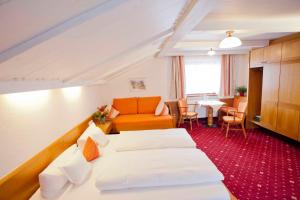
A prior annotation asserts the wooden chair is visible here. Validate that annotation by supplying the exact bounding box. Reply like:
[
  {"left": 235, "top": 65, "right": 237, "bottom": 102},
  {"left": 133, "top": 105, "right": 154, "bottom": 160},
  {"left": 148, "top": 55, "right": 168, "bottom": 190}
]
[
  {"left": 177, "top": 98, "right": 199, "bottom": 130},
  {"left": 221, "top": 101, "right": 247, "bottom": 138},
  {"left": 219, "top": 96, "right": 247, "bottom": 121}
]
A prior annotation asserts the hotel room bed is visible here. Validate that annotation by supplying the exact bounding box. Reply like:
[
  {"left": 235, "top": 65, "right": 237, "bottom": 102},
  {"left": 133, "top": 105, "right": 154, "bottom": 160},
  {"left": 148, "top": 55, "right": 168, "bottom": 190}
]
[{"left": 31, "top": 128, "right": 233, "bottom": 200}]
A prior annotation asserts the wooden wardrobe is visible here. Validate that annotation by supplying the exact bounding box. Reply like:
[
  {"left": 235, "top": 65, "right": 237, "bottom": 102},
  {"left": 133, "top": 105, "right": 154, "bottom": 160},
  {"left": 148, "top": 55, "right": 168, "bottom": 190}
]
[{"left": 248, "top": 33, "right": 300, "bottom": 141}]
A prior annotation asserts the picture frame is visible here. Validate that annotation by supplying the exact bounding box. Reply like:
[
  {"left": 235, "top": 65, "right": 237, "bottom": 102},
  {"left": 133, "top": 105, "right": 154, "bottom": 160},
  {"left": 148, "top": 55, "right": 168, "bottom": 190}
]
[{"left": 129, "top": 78, "right": 146, "bottom": 91}]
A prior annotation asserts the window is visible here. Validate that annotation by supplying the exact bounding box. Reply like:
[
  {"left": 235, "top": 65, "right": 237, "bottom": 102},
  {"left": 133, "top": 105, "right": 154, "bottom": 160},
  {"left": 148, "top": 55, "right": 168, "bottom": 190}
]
[{"left": 185, "top": 56, "right": 221, "bottom": 95}]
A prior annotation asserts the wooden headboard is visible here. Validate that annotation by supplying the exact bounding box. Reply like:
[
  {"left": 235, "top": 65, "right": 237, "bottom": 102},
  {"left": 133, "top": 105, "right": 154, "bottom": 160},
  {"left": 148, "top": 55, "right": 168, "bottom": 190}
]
[{"left": 0, "top": 116, "right": 92, "bottom": 200}]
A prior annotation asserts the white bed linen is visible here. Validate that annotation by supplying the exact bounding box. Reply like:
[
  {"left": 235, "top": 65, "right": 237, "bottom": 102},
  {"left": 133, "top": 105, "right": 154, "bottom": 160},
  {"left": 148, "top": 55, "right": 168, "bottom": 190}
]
[
  {"left": 31, "top": 145, "right": 229, "bottom": 200},
  {"left": 31, "top": 136, "right": 230, "bottom": 200},
  {"left": 109, "top": 128, "right": 196, "bottom": 151},
  {"left": 32, "top": 179, "right": 230, "bottom": 200},
  {"left": 95, "top": 148, "right": 224, "bottom": 191}
]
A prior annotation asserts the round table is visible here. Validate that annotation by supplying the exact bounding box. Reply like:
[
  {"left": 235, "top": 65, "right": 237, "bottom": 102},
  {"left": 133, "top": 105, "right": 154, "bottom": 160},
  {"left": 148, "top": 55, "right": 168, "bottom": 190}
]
[{"left": 197, "top": 100, "right": 225, "bottom": 127}]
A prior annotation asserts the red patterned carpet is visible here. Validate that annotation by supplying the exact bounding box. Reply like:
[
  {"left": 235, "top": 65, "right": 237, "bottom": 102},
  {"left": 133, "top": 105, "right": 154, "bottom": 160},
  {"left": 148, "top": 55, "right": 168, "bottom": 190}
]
[{"left": 181, "top": 120, "right": 300, "bottom": 200}]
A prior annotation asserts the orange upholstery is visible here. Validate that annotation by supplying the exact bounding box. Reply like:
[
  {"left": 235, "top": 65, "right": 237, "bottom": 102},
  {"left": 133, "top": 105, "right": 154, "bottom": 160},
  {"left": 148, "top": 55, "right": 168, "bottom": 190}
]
[
  {"left": 111, "top": 96, "right": 174, "bottom": 132},
  {"left": 112, "top": 114, "right": 173, "bottom": 132},
  {"left": 223, "top": 116, "right": 242, "bottom": 123},
  {"left": 220, "top": 107, "right": 237, "bottom": 113},
  {"left": 83, "top": 137, "right": 99, "bottom": 161},
  {"left": 138, "top": 96, "right": 161, "bottom": 114},
  {"left": 113, "top": 97, "right": 138, "bottom": 115},
  {"left": 183, "top": 111, "right": 198, "bottom": 117}
]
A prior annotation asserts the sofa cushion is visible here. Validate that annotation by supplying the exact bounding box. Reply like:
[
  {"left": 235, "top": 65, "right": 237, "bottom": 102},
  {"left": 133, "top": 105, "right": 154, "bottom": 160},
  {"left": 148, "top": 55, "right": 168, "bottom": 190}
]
[
  {"left": 112, "top": 114, "right": 173, "bottom": 132},
  {"left": 138, "top": 96, "right": 161, "bottom": 114},
  {"left": 113, "top": 97, "right": 138, "bottom": 115}
]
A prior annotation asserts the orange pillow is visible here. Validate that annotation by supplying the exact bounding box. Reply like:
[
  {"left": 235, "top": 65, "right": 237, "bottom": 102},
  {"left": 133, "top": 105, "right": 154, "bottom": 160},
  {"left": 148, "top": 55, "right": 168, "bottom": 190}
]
[{"left": 83, "top": 137, "right": 100, "bottom": 161}]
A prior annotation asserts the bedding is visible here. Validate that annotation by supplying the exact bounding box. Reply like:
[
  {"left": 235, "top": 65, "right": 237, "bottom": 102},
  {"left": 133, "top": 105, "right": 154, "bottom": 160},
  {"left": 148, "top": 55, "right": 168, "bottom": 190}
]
[
  {"left": 82, "top": 137, "right": 100, "bottom": 161},
  {"left": 32, "top": 142, "right": 230, "bottom": 200},
  {"left": 109, "top": 128, "right": 196, "bottom": 151},
  {"left": 32, "top": 129, "right": 231, "bottom": 200},
  {"left": 95, "top": 148, "right": 224, "bottom": 191},
  {"left": 59, "top": 150, "right": 92, "bottom": 185},
  {"left": 38, "top": 144, "right": 77, "bottom": 199},
  {"left": 32, "top": 180, "right": 230, "bottom": 200},
  {"left": 77, "top": 122, "right": 109, "bottom": 149}
]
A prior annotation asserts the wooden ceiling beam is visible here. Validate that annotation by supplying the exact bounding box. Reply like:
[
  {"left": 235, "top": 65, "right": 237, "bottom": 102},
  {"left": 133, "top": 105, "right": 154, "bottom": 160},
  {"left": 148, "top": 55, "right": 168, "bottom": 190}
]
[{"left": 158, "top": 0, "right": 215, "bottom": 56}]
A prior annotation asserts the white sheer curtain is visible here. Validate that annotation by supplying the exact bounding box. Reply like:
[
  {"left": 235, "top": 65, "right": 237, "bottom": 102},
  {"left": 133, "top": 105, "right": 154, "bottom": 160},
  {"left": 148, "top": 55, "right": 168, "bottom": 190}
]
[{"left": 184, "top": 56, "right": 221, "bottom": 95}]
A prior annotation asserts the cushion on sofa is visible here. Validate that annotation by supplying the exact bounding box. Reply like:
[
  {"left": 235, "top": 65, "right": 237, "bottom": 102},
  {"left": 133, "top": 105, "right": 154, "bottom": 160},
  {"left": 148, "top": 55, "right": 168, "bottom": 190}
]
[
  {"left": 138, "top": 96, "right": 161, "bottom": 114},
  {"left": 113, "top": 97, "right": 138, "bottom": 115},
  {"left": 112, "top": 114, "right": 173, "bottom": 132}
]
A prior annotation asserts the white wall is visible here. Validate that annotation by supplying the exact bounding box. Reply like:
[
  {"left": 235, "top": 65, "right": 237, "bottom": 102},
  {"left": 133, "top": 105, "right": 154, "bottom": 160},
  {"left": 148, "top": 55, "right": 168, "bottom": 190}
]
[
  {"left": 232, "top": 54, "right": 249, "bottom": 90},
  {"left": 0, "top": 84, "right": 104, "bottom": 177},
  {"left": 99, "top": 57, "right": 172, "bottom": 104}
]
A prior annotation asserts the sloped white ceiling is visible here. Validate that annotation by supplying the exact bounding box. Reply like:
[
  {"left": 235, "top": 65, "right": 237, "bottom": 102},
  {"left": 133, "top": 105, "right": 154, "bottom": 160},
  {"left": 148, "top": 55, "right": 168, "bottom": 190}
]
[
  {"left": 0, "top": 0, "right": 108, "bottom": 53},
  {"left": 0, "top": 0, "right": 300, "bottom": 93},
  {"left": 167, "top": 0, "right": 300, "bottom": 56},
  {"left": 0, "top": 0, "right": 186, "bottom": 93}
]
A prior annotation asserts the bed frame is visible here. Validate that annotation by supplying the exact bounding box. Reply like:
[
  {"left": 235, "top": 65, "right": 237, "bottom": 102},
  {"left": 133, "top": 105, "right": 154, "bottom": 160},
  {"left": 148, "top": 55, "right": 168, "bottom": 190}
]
[{"left": 0, "top": 115, "right": 237, "bottom": 200}]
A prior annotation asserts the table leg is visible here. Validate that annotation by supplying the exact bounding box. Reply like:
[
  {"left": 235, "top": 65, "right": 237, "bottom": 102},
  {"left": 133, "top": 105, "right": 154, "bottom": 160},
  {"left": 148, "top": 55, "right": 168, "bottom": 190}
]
[{"left": 207, "top": 106, "right": 213, "bottom": 127}]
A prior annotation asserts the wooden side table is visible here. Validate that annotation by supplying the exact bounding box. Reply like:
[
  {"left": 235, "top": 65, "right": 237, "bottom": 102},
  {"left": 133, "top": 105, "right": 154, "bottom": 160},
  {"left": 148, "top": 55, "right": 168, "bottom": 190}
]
[{"left": 96, "top": 121, "right": 113, "bottom": 134}]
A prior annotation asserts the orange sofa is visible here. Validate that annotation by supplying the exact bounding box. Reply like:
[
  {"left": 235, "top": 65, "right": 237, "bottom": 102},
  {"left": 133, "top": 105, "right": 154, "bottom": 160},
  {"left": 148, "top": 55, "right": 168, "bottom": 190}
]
[{"left": 111, "top": 96, "right": 174, "bottom": 132}]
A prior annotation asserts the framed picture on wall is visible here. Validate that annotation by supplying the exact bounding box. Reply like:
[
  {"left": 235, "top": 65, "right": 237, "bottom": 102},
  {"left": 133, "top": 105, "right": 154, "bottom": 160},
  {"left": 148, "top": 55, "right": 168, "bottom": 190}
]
[{"left": 129, "top": 78, "right": 146, "bottom": 91}]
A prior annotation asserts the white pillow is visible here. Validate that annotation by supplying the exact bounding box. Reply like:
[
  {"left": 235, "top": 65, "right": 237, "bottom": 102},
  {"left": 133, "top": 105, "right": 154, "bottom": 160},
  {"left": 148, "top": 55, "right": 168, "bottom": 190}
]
[
  {"left": 155, "top": 100, "right": 165, "bottom": 116},
  {"left": 161, "top": 105, "right": 170, "bottom": 116},
  {"left": 39, "top": 144, "right": 77, "bottom": 199},
  {"left": 77, "top": 123, "right": 109, "bottom": 149},
  {"left": 107, "top": 105, "right": 120, "bottom": 119},
  {"left": 59, "top": 150, "right": 91, "bottom": 185}
]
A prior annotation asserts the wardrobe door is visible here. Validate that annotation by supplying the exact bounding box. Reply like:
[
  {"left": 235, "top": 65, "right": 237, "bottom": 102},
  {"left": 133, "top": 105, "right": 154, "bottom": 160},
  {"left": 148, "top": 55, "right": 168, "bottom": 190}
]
[
  {"left": 264, "top": 43, "right": 282, "bottom": 63},
  {"left": 250, "top": 48, "right": 264, "bottom": 68},
  {"left": 277, "top": 62, "right": 300, "bottom": 140},
  {"left": 282, "top": 38, "right": 300, "bottom": 61},
  {"left": 260, "top": 63, "right": 280, "bottom": 129}
]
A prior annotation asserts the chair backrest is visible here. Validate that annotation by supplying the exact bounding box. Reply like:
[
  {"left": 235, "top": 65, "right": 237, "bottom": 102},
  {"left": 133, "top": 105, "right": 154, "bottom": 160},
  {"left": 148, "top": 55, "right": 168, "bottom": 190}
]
[
  {"left": 178, "top": 98, "right": 188, "bottom": 115},
  {"left": 235, "top": 101, "right": 248, "bottom": 120},
  {"left": 165, "top": 101, "right": 180, "bottom": 123},
  {"left": 233, "top": 96, "right": 247, "bottom": 109}
]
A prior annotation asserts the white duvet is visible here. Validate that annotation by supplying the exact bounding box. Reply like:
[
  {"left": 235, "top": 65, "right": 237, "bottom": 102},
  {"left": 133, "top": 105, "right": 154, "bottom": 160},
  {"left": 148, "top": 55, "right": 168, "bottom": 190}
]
[
  {"left": 109, "top": 128, "right": 196, "bottom": 151},
  {"left": 95, "top": 148, "right": 224, "bottom": 191}
]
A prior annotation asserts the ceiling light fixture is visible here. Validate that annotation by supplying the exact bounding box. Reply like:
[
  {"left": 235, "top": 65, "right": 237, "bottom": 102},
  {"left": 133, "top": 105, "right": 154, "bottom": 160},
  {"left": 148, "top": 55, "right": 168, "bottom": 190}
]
[
  {"left": 207, "top": 48, "right": 216, "bottom": 56},
  {"left": 219, "top": 31, "right": 242, "bottom": 48}
]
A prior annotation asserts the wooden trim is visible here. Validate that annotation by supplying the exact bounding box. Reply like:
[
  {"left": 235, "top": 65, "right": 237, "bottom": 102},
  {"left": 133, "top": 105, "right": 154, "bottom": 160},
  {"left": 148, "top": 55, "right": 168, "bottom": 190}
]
[
  {"left": 270, "top": 32, "right": 300, "bottom": 45},
  {"left": 281, "top": 58, "right": 300, "bottom": 64},
  {"left": 278, "top": 102, "right": 300, "bottom": 111},
  {"left": 252, "top": 120, "right": 300, "bottom": 142},
  {"left": 0, "top": 116, "right": 92, "bottom": 200}
]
